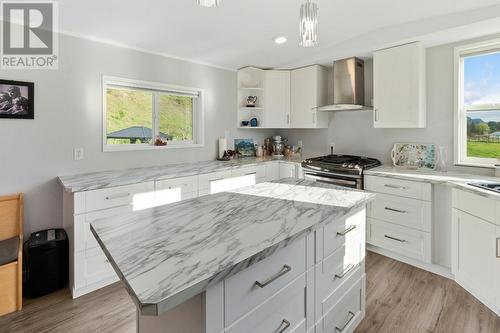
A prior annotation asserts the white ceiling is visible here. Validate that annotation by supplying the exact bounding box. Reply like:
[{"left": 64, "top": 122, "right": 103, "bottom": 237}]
[{"left": 59, "top": 0, "right": 500, "bottom": 70}]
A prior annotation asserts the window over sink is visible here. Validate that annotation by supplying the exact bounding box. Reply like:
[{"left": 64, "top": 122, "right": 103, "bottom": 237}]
[
  {"left": 455, "top": 40, "right": 500, "bottom": 167},
  {"left": 102, "top": 76, "right": 204, "bottom": 151}
]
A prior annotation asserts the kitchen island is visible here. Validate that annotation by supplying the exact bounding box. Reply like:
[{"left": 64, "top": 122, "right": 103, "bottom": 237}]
[{"left": 91, "top": 179, "right": 375, "bottom": 333}]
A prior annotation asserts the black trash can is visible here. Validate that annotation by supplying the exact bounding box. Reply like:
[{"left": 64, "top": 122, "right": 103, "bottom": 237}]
[{"left": 24, "top": 229, "right": 68, "bottom": 298}]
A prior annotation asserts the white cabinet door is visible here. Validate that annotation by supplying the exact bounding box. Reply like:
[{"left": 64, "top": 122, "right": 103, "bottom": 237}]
[
  {"left": 265, "top": 162, "right": 280, "bottom": 182},
  {"left": 279, "top": 163, "right": 297, "bottom": 179},
  {"left": 455, "top": 210, "right": 497, "bottom": 310},
  {"left": 264, "top": 70, "right": 290, "bottom": 128},
  {"left": 496, "top": 226, "right": 500, "bottom": 314},
  {"left": 373, "top": 42, "right": 426, "bottom": 128},
  {"left": 290, "top": 65, "right": 328, "bottom": 128}
]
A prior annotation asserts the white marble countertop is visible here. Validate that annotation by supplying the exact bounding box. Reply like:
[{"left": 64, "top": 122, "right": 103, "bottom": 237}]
[
  {"left": 90, "top": 178, "right": 375, "bottom": 316},
  {"left": 59, "top": 157, "right": 303, "bottom": 193},
  {"left": 365, "top": 165, "right": 500, "bottom": 201}
]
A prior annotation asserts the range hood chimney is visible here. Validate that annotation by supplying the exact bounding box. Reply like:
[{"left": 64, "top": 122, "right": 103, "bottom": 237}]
[{"left": 316, "top": 57, "right": 370, "bottom": 111}]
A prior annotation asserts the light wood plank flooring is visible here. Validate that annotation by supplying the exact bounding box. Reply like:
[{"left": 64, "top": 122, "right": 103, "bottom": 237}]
[{"left": 1, "top": 251, "right": 498, "bottom": 332}]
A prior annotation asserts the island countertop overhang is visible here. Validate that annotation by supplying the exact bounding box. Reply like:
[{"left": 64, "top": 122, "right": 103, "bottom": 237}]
[{"left": 90, "top": 179, "right": 375, "bottom": 316}]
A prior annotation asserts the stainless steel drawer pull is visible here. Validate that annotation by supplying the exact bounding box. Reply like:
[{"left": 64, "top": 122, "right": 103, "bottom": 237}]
[
  {"left": 254, "top": 265, "right": 292, "bottom": 288},
  {"left": 384, "top": 207, "right": 407, "bottom": 214},
  {"left": 384, "top": 235, "right": 406, "bottom": 243},
  {"left": 334, "top": 264, "right": 355, "bottom": 280},
  {"left": 496, "top": 238, "right": 500, "bottom": 259},
  {"left": 384, "top": 184, "right": 407, "bottom": 190},
  {"left": 335, "top": 311, "right": 355, "bottom": 332},
  {"left": 244, "top": 172, "right": 256, "bottom": 176},
  {"left": 105, "top": 193, "right": 130, "bottom": 200},
  {"left": 277, "top": 319, "right": 291, "bottom": 333},
  {"left": 337, "top": 225, "right": 356, "bottom": 236}
]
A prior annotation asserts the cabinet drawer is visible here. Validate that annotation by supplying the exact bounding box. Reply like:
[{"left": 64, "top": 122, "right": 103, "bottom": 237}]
[
  {"left": 453, "top": 189, "right": 496, "bottom": 224},
  {"left": 368, "top": 193, "right": 431, "bottom": 232},
  {"left": 224, "top": 238, "right": 306, "bottom": 326},
  {"left": 198, "top": 171, "right": 232, "bottom": 194},
  {"left": 365, "top": 175, "right": 431, "bottom": 201},
  {"left": 322, "top": 278, "right": 363, "bottom": 333},
  {"left": 316, "top": 244, "right": 362, "bottom": 310},
  {"left": 231, "top": 165, "right": 266, "bottom": 180},
  {"left": 226, "top": 275, "right": 306, "bottom": 333},
  {"left": 83, "top": 182, "right": 155, "bottom": 213},
  {"left": 368, "top": 218, "right": 431, "bottom": 263},
  {"left": 320, "top": 209, "right": 365, "bottom": 261},
  {"left": 156, "top": 175, "right": 198, "bottom": 194}
]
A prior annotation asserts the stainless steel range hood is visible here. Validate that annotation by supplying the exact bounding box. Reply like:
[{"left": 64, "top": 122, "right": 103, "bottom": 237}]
[{"left": 316, "top": 57, "right": 370, "bottom": 112}]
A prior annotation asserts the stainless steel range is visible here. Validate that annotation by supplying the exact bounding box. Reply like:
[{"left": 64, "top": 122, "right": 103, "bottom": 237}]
[{"left": 301, "top": 154, "right": 381, "bottom": 189}]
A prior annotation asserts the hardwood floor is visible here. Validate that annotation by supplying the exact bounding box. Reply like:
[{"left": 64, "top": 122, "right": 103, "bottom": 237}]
[
  {"left": 355, "top": 252, "right": 500, "bottom": 333},
  {"left": 0, "top": 251, "right": 498, "bottom": 332}
]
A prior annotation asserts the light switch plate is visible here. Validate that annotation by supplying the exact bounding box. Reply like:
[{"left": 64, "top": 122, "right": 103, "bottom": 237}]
[{"left": 74, "top": 148, "right": 84, "bottom": 160}]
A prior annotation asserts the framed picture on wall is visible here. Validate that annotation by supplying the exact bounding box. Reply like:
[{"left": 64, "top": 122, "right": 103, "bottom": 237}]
[{"left": 0, "top": 79, "right": 34, "bottom": 119}]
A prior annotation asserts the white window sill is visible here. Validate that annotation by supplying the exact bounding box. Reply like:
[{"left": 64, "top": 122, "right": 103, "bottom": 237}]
[
  {"left": 103, "top": 143, "right": 204, "bottom": 152},
  {"left": 454, "top": 161, "right": 496, "bottom": 169}
]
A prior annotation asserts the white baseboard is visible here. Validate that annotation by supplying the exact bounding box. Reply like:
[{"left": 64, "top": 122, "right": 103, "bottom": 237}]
[
  {"left": 367, "top": 244, "right": 454, "bottom": 280},
  {"left": 71, "top": 275, "right": 120, "bottom": 299}
]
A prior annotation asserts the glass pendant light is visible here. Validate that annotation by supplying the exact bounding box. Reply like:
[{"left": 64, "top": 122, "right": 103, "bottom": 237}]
[
  {"left": 299, "top": 0, "right": 318, "bottom": 47},
  {"left": 197, "top": 0, "right": 220, "bottom": 7}
]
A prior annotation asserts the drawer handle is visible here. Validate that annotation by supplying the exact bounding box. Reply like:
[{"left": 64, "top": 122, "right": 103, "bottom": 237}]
[
  {"left": 255, "top": 265, "right": 292, "bottom": 288},
  {"left": 384, "top": 207, "right": 407, "bottom": 214},
  {"left": 496, "top": 238, "right": 500, "bottom": 259},
  {"left": 276, "top": 319, "right": 291, "bottom": 333},
  {"left": 334, "top": 264, "right": 355, "bottom": 280},
  {"left": 384, "top": 184, "right": 407, "bottom": 190},
  {"left": 384, "top": 234, "right": 406, "bottom": 243},
  {"left": 105, "top": 193, "right": 130, "bottom": 200},
  {"left": 337, "top": 225, "right": 356, "bottom": 237},
  {"left": 335, "top": 311, "right": 355, "bottom": 332},
  {"left": 245, "top": 172, "right": 256, "bottom": 176}
]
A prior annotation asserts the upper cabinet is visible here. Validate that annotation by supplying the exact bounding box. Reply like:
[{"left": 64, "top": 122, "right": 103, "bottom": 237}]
[
  {"left": 263, "top": 70, "right": 291, "bottom": 128},
  {"left": 237, "top": 65, "right": 328, "bottom": 129},
  {"left": 373, "top": 42, "right": 426, "bottom": 128},
  {"left": 291, "top": 65, "right": 329, "bottom": 129}
]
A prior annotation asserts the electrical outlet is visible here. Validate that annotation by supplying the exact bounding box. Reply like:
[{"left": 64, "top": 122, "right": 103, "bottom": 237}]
[
  {"left": 330, "top": 142, "right": 335, "bottom": 154},
  {"left": 298, "top": 140, "right": 303, "bottom": 147},
  {"left": 74, "top": 148, "right": 84, "bottom": 161}
]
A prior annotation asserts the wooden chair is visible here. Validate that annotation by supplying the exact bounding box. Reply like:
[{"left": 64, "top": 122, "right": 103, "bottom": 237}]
[{"left": 0, "top": 194, "right": 23, "bottom": 316}]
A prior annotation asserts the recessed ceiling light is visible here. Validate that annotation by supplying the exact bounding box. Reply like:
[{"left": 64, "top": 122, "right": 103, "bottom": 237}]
[
  {"left": 274, "top": 36, "right": 288, "bottom": 45},
  {"left": 197, "top": 0, "right": 220, "bottom": 7}
]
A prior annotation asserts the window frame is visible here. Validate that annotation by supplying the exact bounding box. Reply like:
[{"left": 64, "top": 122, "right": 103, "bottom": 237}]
[
  {"left": 102, "top": 76, "right": 204, "bottom": 152},
  {"left": 454, "top": 39, "right": 500, "bottom": 168}
]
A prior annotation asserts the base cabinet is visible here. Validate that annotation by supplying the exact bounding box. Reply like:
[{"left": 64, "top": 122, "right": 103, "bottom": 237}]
[
  {"left": 137, "top": 207, "right": 368, "bottom": 333},
  {"left": 452, "top": 189, "right": 500, "bottom": 316},
  {"left": 63, "top": 161, "right": 304, "bottom": 299}
]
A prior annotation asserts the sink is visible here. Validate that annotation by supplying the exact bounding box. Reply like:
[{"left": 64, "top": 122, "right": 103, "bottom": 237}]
[{"left": 468, "top": 182, "right": 500, "bottom": 193}]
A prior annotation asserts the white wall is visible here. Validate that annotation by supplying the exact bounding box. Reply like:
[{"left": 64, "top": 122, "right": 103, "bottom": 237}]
[
  {"left": 281, "top": 34, "right": 500, "bottom": 177},
  {"left": 0, "top": 34, "right": 273, "bottom": 235}
]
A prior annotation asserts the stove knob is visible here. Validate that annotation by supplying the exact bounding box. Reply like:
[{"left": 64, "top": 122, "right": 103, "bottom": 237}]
[
  {"left": 348, "top": 163, "right": 355, "bottom": 168},
  {"left": 342, "top": 163, "right": 348, "bottom": 168}
]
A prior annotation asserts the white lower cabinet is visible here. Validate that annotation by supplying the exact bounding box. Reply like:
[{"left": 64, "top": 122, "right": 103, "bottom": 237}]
[
  {"left": 63, "top": 161, "right": 306, "bottom": 299},
  {"left": 452, "top": 188, "right": 500, "bottom": 316},
  {"left": 365, "top": 175, "right": 432, "bottom": 265},
  {"left": 279, "top": 162, "right": 297, "bottom": 179},
  {"left": 203, "top": 208, "right": 367, "bottom": 333}
]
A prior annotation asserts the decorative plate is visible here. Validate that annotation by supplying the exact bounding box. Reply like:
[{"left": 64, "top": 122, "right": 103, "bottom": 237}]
[{"left": 390, "top": 143, "right": 436, "bottom": 170}]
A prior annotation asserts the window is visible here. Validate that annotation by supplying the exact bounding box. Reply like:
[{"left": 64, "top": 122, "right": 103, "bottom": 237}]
[
  {"left": 102, "top": 76, "right": 203, "bottom": 151},
  {"left": 455, "top": 40, "right": 500, "bottom": 167}
]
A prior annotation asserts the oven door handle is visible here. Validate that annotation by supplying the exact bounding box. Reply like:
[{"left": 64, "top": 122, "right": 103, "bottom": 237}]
[{"left": 304, "top": 173, "right": 358, "bottom": 187}]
